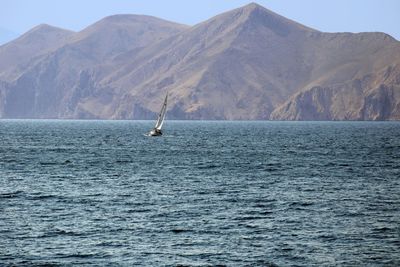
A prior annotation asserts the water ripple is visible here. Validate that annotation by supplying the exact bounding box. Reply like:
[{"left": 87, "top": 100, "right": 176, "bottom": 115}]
[{"left": 0, "top": 120, "right": 399, "bottom": 266}]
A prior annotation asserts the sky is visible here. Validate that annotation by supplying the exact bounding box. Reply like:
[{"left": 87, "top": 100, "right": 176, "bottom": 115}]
[{"left": 1, "top": 0, "right": 400, "bottom": 44}]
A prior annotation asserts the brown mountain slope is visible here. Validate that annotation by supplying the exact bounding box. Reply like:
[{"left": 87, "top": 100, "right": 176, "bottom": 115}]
[
  {"left": 67, "top": 14, "right": 188, "bottom": 62},
  {"left": 0, "top": 3, "right": 399, "bottom": 120},
  {"left": 81, "top": 3, "right": 319, "bottom": 119},
  {"left": 0, "top": 24, "right": 74, "bottom": 80},
  {"left": 270, "top": 63, "right": 400, "bottom": 120},
  {"left": 0, "top": 15, "right": 188, "bottom": 118},
  {"left": 270, "top": 32, "right": 400, "bottom": 120},
  {"left": 87, "top": 3, "right": 400, "bottom": 120}
]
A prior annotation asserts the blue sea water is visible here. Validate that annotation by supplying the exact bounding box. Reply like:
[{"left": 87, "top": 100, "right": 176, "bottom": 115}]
[{"left": 0, "top": 120, "right": 399, "bottom": 266}]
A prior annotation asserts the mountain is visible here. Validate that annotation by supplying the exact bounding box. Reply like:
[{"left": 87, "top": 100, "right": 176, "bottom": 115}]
[
  {"left": 0, "top": 15, "right": 187, "bottom": 118},
  {"left": 0, "top": 24, "right": 74, "bottom": 80},
  {"left": 270, "top": 33, "right": 400, "bottom": 120},
  {"left": 0, "top": 3, "right": 399, "bottom": 120},
  {"left": 96, "top": 3, "right": 318, "bottom": 120}
]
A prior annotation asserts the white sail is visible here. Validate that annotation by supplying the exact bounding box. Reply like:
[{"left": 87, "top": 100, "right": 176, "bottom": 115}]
[{"left": 154, "top": 93, "right": 168, "bottom": 130}]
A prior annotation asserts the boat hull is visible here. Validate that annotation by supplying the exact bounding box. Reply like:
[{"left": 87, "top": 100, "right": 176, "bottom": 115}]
[{"left": 148, "top": 129, "right": 162, "bottom": 136}]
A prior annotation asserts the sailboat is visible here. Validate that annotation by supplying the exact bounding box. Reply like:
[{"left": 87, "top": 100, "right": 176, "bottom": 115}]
[{"left": 148, "top": 93, "right": 168, "bottom": 136}]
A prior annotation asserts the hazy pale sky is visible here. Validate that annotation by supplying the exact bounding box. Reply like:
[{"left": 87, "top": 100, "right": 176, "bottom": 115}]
[{"left": 1, "top": 0, "right": 400, "bottom": 41}]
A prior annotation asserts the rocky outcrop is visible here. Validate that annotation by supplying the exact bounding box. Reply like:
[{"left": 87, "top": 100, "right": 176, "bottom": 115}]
[
  {"left": 360, "top": 84, "right": 400, "bottom": 120},
  {"left": 271, "top": 65, "right": 400, "bottom": 120}
]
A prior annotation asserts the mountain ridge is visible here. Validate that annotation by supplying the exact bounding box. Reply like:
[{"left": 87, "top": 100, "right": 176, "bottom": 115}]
[{"left": 0, "top": 2, "right": 399, "bottom": 120}]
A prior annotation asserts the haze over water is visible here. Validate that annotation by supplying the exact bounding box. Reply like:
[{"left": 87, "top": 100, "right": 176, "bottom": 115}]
[{"left": 1, "top": 120, "right": 399, "bottom": 266}]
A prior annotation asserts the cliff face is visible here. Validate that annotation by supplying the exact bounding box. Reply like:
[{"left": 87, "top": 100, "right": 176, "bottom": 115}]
[
  {"left": 271, "top": 65, "right": 400, "bottom": 120},
  {"left": 0, "top": 3, "right": 399, "bottom": 120}
]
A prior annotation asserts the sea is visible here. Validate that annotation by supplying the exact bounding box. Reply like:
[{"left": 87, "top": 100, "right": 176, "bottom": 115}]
[{"left": 0, "top": 120, "right": 399, "bottom": 266}]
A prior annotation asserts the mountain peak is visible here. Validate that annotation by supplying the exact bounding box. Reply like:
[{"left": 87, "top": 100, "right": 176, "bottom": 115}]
[
  {"left": 34, "top": 23, "right": 56, "bottom": 29},
  {"left": 9, "top": 23, "right": 74, "bottom": 46},
  {"left": 0, "top": 23, "right": 75, "bottom": 80},
  {"left": 240, "top": 2, "right": 283, "bottom": 16},
  {"left": 100, "top": 14, "right": 164, "bottom": 24},
  {"left": 243, "top": 2, "right": 263, "bottom": 10},
  {"left": 91, "top": 14, "right": 189, "bottom": 29},
  {"left": 28, "top": 24, "right": 73, "bottom": 35},
  {"left": 237, "top": 2, "right": 316, "bottom": 33},
  {"left": 192, "top": 2, "right": 315, "bottom": 37}
]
